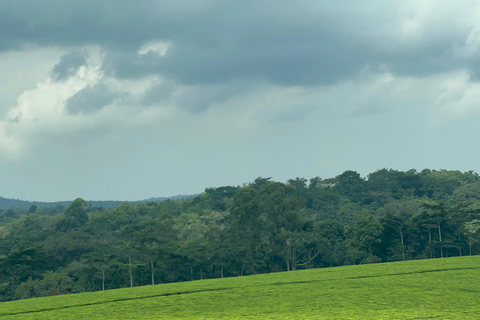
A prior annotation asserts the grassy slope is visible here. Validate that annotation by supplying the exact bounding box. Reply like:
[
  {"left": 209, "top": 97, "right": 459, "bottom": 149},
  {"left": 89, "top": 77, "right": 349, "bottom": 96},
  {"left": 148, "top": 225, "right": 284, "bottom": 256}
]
[{"left": 1, "top": 256, "right": 480, "bottom": 319}]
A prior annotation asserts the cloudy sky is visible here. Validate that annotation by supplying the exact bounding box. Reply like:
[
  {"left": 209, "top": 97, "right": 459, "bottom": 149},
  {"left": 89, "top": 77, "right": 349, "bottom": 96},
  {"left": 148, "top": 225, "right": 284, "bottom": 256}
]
[{"left": 1, "top": 1, "right": 480, "bottom": 201}]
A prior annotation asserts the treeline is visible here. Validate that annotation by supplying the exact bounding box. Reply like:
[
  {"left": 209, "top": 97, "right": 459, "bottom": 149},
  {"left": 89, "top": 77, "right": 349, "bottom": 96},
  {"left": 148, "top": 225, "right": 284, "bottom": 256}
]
[
  {"left": 0, "top": 194, "right": 198, "bottom": 211},
  {"left": 1, "top": 169, "right": 480, "bottom": 301}
]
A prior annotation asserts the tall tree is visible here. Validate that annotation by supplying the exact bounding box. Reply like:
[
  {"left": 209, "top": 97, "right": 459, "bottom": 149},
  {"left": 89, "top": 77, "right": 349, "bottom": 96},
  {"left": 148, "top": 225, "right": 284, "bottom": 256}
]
[
  {"left": 464, "top": 219, "right": 480, "bottom": 256},
  {"left": 56, "top": 198, "right": 89, "bottom": 232},
  {"left": 381, "top": 214, "right": 411, "bottom": 260},
  {"left": 422, "top": 203, "right": 449, "bottom": 258},
  {"left": 228, "top": 187, "right": 264, "bottom": 275}
]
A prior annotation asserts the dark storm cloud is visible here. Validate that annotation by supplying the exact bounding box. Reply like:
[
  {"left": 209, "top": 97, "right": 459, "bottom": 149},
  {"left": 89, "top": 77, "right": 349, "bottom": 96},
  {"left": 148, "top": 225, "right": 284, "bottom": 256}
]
[
  {"left": 96, "top": 1, "right": 372, "bottom": 86},
  {"left": 65, "top": 83, "right": 118, "bottom": 114},
  {"left": 1, "top": 1, "right": 476, "bottom": 90},
  {"left": 51, "top": 51, "right": 88, "bottom": 82}
]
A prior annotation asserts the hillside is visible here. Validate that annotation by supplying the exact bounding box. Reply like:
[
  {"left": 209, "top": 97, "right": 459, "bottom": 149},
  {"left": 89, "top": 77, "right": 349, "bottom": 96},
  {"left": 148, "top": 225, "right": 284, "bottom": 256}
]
[{"left": 1, "top": 256, "right": 479, "bottom": 319}]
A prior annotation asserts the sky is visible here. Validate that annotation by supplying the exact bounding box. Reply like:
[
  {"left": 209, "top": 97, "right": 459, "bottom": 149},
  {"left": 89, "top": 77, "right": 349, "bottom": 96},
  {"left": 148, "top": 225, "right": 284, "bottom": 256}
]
[{"left": 2, "top": 1, "right": 480, "bottom": 201}]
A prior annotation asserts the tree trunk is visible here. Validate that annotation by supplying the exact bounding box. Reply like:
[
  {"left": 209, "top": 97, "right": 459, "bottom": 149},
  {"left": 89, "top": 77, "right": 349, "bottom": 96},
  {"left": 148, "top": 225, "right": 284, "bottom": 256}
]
[
  {"left": 400, "top": 230, "right": 405, "bottom": 260},
  {"left": 221, "top": 265, "right": 224, "bottom": 278},
  {"left": 200, "top": 269, "right": 203, "bottom": 280},
  {"left": 428, "top": 228, "right": 433, "bottom": 258},
  {"left": 151, "top": 260, "right": 155, "bottom": 285},
  {"left": 129, "top": 255, "right": 133, "bottom": 288},
  {"left": 437, "top": 217, "right": 442, "bottom": 242},
  {"left": 292, "top": 245, "right": 296, "bottom": 271},
  {"left": 101, "top": 267, "right": 105, "bottom": 291},
  {"left": 437, "top": 214, "right": 444, "bottom": 258}
]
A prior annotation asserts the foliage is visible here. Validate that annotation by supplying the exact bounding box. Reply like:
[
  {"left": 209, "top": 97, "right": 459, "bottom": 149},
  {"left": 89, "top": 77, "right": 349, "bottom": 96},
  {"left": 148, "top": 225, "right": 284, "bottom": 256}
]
[{"left": 1, "top": 169, "right": 480, "bottom": 302}]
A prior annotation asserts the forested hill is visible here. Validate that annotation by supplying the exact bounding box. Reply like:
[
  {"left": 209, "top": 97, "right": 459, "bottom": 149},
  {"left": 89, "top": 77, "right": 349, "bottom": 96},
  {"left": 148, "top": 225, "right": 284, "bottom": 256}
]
[
  {"left": 0, "top": 194, "right": 198, "bottom": 211},
  {"left": 1, "top": 168, "right": 480, "bottom": 302}
]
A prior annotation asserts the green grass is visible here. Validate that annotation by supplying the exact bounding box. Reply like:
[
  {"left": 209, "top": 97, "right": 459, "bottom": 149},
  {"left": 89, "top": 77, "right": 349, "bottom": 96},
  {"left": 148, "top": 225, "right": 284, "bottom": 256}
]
[{"left": 1, "top": 256, "right": 480, "bottom": 319}]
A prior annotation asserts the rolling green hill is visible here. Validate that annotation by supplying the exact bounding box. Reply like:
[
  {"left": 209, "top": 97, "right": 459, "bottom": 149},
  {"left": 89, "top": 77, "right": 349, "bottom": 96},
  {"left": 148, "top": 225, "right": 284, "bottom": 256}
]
[{"left": 1, "top": 256, "right": 479, "bottom": 319}]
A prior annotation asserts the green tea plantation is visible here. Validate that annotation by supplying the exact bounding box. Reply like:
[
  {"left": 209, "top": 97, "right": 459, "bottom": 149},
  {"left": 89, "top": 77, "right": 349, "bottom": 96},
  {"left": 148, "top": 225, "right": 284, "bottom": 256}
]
[{"left": 1, "top": 256, "right": 479, "bottom": 319}]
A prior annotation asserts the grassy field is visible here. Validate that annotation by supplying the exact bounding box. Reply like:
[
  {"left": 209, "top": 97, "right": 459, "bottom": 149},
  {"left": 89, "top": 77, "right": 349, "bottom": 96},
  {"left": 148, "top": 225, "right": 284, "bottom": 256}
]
[{"left": 1, "top": 256, "right": 479, "bottom": 319}]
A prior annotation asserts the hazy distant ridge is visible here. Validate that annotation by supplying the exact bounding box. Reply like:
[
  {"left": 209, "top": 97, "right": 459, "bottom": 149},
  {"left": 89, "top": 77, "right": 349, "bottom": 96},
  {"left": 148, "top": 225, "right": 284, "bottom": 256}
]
[{"left": 0, "top": 194, "right": 199, "bottom": 210}]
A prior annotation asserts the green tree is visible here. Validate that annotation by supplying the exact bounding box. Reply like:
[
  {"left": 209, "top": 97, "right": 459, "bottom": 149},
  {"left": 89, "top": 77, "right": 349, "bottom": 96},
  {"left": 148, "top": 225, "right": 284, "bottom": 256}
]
[
  {"left": 227, "top": 187, "right": 264, "bottom": 275},
  {"left": 56, "top": 198, "right": 89, "bottom": 232},
  {"left": 84, "top": 244, "right": 116, "bottom": 291},
  {"left": 381, "top": 214, "right": 411, "bottom": 260},
  {"left": 346, "top": 214, "right": 383, "bottom": 264},
  {"left": 422, "top": 202, "right": 449, "bottom": 258},
  {"left": 28, "top": 204, "right": 38, "bottom": 214},
  {"left": 316, "top": 220, "right": 345, "bottom": 267},
  {"left": 464, "top": 219, "right": 480, "bottom": 255}
]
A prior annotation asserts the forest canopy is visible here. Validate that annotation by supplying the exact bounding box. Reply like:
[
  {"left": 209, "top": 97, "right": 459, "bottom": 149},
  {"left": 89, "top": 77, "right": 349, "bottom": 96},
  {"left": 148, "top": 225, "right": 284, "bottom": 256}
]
[{"left": 1, "top": 168, "right": 480, "bottom": 301}]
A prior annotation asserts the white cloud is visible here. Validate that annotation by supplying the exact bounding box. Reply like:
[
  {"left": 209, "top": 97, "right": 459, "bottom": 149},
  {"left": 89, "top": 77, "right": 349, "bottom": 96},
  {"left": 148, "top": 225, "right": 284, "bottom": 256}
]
[
  {"left": 430, "top": 71, "right": 480, "bottom": 126},
  {"left": 454, "top": 26, "right": 480, "bottom": 59},
  {"left": 0, "top": 64, "right": 99, "bottom": 156},
  {"left": 3, "top": 42, "right": 478, "bottom": 162},
  {"left": 0, "top": 47, "right": 66, "bottom": 116},
  {"left": 0, "top": 124, "right": 22, "bottom": 158},
  {"left": 367, "top": 0, "right": 480, "bottom": 55},
  {"left": 138, "top": 40, "right": 171, "bottom": 57},
  {"left": 0, "top": 47, "right": 172, "bottom": 158}
]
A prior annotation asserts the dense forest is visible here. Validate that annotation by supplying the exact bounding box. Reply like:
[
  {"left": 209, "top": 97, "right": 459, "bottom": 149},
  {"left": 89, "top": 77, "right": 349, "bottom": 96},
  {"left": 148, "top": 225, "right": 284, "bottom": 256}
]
[{"left": 1, "top": 168, "right": 480, "bottom": 301}]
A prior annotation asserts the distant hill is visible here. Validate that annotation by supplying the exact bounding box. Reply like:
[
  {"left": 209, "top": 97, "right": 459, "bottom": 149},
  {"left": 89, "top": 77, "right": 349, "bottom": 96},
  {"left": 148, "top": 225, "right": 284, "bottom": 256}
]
[{"left": 0, "top": 194, "right": 200, "bottom": 211}]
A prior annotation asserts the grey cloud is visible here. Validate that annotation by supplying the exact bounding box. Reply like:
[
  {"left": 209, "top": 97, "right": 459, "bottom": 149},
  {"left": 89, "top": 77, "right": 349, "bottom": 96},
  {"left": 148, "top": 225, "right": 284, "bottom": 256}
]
[
  {"left": 140, "top": 82, "right": 175, "bottom": 107},
  {"left": 97, "top": 2, "right": 372, "bottom": 86},
  {"left": 93, "top": 2, "right": 480, "bottom": 88},
  {"left": 173, "top": 81, "right": 255, "bottom": 113},
  {"left": 0, "top": 13, "right": 30, "bottom": 51},
  {"left": 2, "top": 1, "right": 480, "bottom": 90},
  {"left": 464, "top": 57, "right": 480, "bottom": 82},
  {"left": 51, "top": 51, "right": 88, "bottom": 82},
  {"left": 0, "top": 1, "right": 181, "bottom": 50},
  {"left": 65, "top": 83, "right": 118, "bottom": 114}
]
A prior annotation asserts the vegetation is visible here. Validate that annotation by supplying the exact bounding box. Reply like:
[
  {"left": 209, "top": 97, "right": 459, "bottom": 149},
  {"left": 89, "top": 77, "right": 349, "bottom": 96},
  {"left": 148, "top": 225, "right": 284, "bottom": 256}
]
[
  {"left": 0, "top": 194, "right": 196, "bottom": 211},
  {"left": 1, "top": 168, "right": 480, "bottom": 302},
  {"left": 0, "top": 256, "right": 479, "bottom": 319}
]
